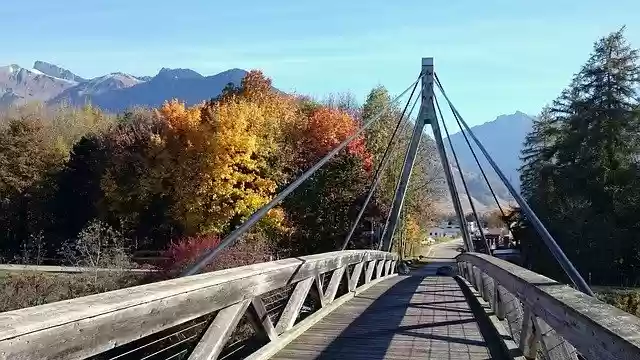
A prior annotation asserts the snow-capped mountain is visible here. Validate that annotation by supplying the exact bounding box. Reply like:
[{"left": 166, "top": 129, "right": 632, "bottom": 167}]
[{"left": 0, "top": 61, "right": 248, "bottom": 111}]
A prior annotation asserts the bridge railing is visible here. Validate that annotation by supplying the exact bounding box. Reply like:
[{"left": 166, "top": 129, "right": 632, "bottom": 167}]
[
  {"left": 457, "top": 253, "right": 640, "bottom": 360},
  {"left": 0, "top": 250, "right": 397, "bottom": 360}
]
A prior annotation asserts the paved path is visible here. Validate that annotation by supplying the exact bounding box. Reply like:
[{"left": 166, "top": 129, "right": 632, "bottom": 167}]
[{"left": 271, "top": 240, "right": 497, "bottom": 359}]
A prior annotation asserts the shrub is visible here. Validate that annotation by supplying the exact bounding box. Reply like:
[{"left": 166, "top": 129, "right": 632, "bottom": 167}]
[{"left": 162, "top": 233, "right": 272, "bottom": 275}]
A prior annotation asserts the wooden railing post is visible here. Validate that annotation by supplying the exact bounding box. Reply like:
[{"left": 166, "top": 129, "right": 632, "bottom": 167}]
[
  {"left": 275, "top": 278, "right": 314, "bottom": 334},
  {"left": 480, "top": 273, "right": 490, "bottom": 302},
  {"left": 248, "top": 297, "right": 278, "bottom": 341},
  {"left": 348, "top": 261, "right": 365, "bottom": 292},
  {"left": 535, "top": 317, "right": 579, "bottom": 360},
  {"left": 519, "top": 307, "right": 541, "bottom": 360},
  {"left": 189, "top": 299, "right": 251, "bottom": 360},
  {"left": 364, "top": 260, "right": 376, "bottom": 283},
  {"left": 323, "top": 265, "right": 346, "bottom": 304},
  {"left": 492, "top": 282, "right": 506, "bottom": 321},
  {"left": 376, "top": 259, "right": 385, "bottom": 279},
  {"left": 472, "top": 266, "right": 484, "bottom": 297}
]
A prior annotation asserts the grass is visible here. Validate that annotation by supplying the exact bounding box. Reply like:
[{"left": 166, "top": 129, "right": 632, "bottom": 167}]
[
  {"left": 595, "top": 287, "right": 640, "bottom": 317},
  {"left": 0, "top": 270, "right": 151, "bottom": 312}
]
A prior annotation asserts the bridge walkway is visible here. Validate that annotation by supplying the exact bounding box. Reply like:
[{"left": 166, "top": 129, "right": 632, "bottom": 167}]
[{"left": 272, "top": 241, "right": 502, "bottom": 360}]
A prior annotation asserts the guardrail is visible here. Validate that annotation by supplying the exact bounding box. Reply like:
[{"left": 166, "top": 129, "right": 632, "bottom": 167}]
[
  {"left": 457, "top": 253, "right": 640, "bottom": 360},
  {"left": 0, "top": 250, "right": 397, "bottom": 360}
]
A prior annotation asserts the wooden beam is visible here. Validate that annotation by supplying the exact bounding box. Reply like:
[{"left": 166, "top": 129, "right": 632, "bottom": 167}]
[
  {"left": 249, "top": 297, "right": 277, "bottom": 341},
  {"left": 518, "top": 307, "right": 541, "bottom": 360},
  {"left": 275, "top": 278, "right": 314, "bottom": 334},
  {"left": 364, "top": 260, "right": 376, "bottom": 284},
  {"left": 322, "top": 265, "right": 346, "bottom": 304},
  {"left": 348, "top": 262, "right": 364, "bottom": 292},
  {"left": 188, "top": 299, "right": 251, "bottom": 360}
]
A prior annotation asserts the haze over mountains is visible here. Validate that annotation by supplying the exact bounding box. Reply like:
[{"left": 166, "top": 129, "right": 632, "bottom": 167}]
[
  {"left": 0, "top": 61, "right": 247, "bottom": 112},
  {"left": 439, "top": 111, "right": 535, "bottom": 213},
  {"left": 0, "top": 61, "right": 534, "bottom": 213}
]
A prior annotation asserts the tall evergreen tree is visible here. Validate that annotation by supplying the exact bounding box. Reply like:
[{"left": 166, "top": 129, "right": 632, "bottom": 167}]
[{"left": 519, "top": 28, "right": 640, "bottom": 284}]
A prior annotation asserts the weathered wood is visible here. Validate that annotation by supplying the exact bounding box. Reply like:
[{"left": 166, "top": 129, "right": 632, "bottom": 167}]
[
  {"left": 519, "top": 307, "right": 541, "bottom": 359},
  {"left": 0, "top": 250, "right": 396, "bottom": 360},
  {"left": 364, "top": 260, "right": 376, "bottom": 284},
  {"left": 492, "top": 282, "right": 506, "bottom": 321},
  {"left": 458, "top": 252, "right": 640, "bottom": 360},
  {"left": 276, "top": 278, "right": 314, "bottom": 334},
  {"left": 250, "top": 297, "right": 278, "bottom": 341},
  {"left": 189, "top": 299, "right": 251, "bottom": 360},
  {"left": 347, "top": 262, "right": 364, "bottom": 292},
  {"left": 473, "top": 266, "right": 484, "bottom": 298},
  {"left": 375, "top": 259, "right": 385, "bottom": 279},
  {"left": 314, "top": 274, "right": 326, "bottom": 308},
  {"left": 323, "top": 265, "right": 346, "bottom": 304},
  {"left": 480, "top": 272, "right": 491, "bottom": 302},
  {"left": 535, "top": 317, "right": 579, "bottom": 360}
]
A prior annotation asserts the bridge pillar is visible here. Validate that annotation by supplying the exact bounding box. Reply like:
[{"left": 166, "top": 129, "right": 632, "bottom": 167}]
[{"left": 379, "top": 58, "right": 432, "bottom": 252}]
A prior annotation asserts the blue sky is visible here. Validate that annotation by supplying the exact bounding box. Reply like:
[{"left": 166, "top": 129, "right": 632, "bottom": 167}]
[{"left": 2, "top": 0, "right": 639, "bottom": 126}]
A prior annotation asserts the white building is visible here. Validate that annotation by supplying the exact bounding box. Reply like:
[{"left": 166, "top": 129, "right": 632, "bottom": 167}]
[{"left": 428, "top": 221, "right": 461, "bottom": 238}]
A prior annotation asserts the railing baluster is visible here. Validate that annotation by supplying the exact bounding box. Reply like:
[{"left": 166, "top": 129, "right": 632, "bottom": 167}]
[
  {"left": 384, "top": 260, "right": 392, "bottom": 276},
  {"left": 375, "top": 259, "right": 385, "bottom": 279},
  {"left": 188, "top": 299, "right": 251, "bottom": 360},
  {"left": 314, "top": 274, "right": 326, "bottom": 308},
  {"left": 364, "top": 260, "right": 376, "bottom": 283},
  {"left": 535, "top": 317, "right": 579, "bottom": 360},
  {"left": 323, "top": 265, "right": 347, "bottom": 303},
  {"left": 348, "top": 261, "right": 365, "bottom": 292},
  {"left": 492, "top": 282, "right": 506, "bottom": 321},
  {"left": 519, "top": 306, "right": 541, "bottom": 360},
  {"left": 390, "top": 260, "right": 397, "bottom": 274},
  {"left": 247, "top": 297, "right": 278, "bottom": 341},
  {"left": 275, "top": 278, "right": 314, "bottom": 334},
  {"left": 474, "top": 266, "right": 485, "bottom": 298},
  {"left": 480, "top": 273, "right": 490, "bottom": 302}
]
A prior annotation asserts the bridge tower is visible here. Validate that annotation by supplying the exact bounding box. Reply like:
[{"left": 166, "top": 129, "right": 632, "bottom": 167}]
[{"left": 381, "top": 57, "right": 473, "bottom": 252}]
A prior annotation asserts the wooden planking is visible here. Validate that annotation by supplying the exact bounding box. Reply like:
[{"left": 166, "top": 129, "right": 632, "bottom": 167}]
[{"left": 272, "top": 242, "right": 493, "bottom": 360}]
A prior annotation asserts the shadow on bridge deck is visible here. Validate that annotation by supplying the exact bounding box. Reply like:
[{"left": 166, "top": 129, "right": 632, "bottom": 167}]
[{"left": 272, "top": 242, "right": 509, "bottom": 360}]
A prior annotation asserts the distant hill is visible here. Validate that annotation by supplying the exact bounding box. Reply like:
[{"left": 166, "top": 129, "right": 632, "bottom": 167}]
[
  {"left": 436, "top": 111, "right": 535, "bottom": 213},
  {"left": 0, "top": 61, "right": 248, "bottom": 112}
]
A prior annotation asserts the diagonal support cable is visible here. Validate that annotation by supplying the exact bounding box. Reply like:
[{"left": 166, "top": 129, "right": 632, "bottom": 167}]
[
  {"left": 181, "top": 75, "right": 424, "bottom": 276},
  {"left": 340, "top": 80, "right": 421, "bottom": 251},
  {"left": 434, "top": 73, "right": 594, "bottom": 296},
  {"left": 434, "top": 95, "right": 490, "bottom": 254}
]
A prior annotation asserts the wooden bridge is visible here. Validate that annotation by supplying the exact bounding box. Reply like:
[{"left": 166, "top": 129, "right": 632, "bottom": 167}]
[
  {"left": 3, "top": 57, "right": 640, "bottom": 359},
  {"left": 3, "top": 240, "right": 640, "bottom": 360}
]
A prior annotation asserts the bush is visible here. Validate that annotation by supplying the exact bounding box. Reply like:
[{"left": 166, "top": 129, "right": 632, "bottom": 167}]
[
  {"left": 162, "top": 233, "right": 272, "bottom": 275},
  {"left": 58, "top": 220, "right": 133, "bottom": 269},
  {"left": 0, "top": 271, "right": 144, "bottom": 312}
]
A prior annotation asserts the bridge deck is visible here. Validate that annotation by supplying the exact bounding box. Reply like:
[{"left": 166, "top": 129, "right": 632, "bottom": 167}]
[{"left": 272, "top": 241, "right": 497, "bottom": 360}]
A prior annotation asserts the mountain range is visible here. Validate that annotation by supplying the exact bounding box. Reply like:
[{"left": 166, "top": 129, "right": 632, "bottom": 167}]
[
  {"left": 0, "top": 61, "right": 247, "bottom": 112},
  {"left": 0, "top": 61, "right": 534, "bottom": 213},
  {"left": 438, "top": 111, "right": 535, "bottom": 214}
]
